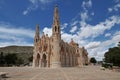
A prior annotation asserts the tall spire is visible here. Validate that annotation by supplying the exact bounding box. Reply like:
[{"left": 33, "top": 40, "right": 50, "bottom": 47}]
[
  {"left": 53, "top": 5, "right": 60, "bottom": 25},
  {"left": 52, "top": 5, "right": 61, "bottom": 36},
  {"left": 34, "top": 24, "right": 40, "bottom": 42}
]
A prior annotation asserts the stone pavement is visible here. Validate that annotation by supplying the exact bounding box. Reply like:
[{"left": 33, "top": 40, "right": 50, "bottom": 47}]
[{"left": 0, "top": 66, "right": 120, "bottom": 80}]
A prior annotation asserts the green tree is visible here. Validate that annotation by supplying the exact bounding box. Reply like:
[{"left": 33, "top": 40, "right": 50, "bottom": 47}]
[
  {"left": 28, "top": 56, "right": 33, "bottom": 62},
  {"left": 0, "top": 52, "right": 5, "bottom": 66},
  {"left": 5, "top": 54, "right": 17, "bottom": 66},
  {"left": 90, "top": 57, "right": 97, "bottom": 64},
  {"left": 0, "top": 52, "right": 33, "bottom": 66},
  {"left": 118, "top": 42, "right": 120, "bottom": 47},
  {"left": 104, "top": 42, "right": 120, "bottom": 66},
  {"left": 16, "top": 58, "right": 24, "bottom": 66}
]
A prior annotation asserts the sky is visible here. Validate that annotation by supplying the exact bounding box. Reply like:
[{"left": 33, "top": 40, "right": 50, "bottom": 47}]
[{"left": 0, "top": 0, "right": 120, "bottom": 61}]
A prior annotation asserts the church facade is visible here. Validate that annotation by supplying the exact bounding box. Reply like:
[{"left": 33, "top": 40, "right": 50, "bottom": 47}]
[{"left": 33, "top": 6, "right": 88, "bottom": 68}]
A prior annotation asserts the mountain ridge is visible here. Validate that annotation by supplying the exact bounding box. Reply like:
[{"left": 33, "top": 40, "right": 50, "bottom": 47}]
[{"left": 0, "top": 45, "right": 33, "bottom": 54}]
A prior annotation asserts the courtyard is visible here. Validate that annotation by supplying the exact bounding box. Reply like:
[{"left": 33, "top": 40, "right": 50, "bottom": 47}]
[{"left": 0, "top": 66, "right": 120, "bottom": 80}]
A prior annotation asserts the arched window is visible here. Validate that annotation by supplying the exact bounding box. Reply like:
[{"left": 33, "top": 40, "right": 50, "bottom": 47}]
[
  {"left": 55, "top": 26, "right": 57, "bottom": 32},
  {"left": 37, "top": 53, "right": 40, "bottom": 59},
  {"left": 41, "top": 54, "right": 47, "bottom": 67},
  {"left": 43, "top": 54, "right": 46, "bottom": 60},
  {"left": 58, "top": 27, "right": 60, "bottom": 32},
  {"left": 36, "top": 39, "right": 38, "bottom": 42},
  {"left": 36, "top": 53, "right": 40, "bottom": 67}
]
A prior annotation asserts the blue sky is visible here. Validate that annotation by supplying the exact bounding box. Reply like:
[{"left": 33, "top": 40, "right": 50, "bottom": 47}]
[{"left": 0, "top": 0, "right": 120, "bottom": 60}]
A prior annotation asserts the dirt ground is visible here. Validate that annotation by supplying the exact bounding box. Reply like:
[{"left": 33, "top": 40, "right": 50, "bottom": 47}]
[{"left": 0, "top": 65, "right": 120, "bottom": 80}]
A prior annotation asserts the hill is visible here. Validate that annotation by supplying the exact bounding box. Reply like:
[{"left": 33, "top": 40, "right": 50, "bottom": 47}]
[
  {"left": 0, "top": 46, "right": 33, "bottom": 54},
  {"left": 0, "top": 46, "right": 33, "bottom": 66}
]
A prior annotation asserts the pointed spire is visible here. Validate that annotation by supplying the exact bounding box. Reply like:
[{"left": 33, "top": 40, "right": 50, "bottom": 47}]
[
  {"left": 35, "top": 24, "right": 39, "bottom": 36},
  {"left": 36, "top": 24, "right": 39, "bottom": 33},
  {"left": 34, "top": 24, "right": 40, "bottom": 42},
  {"left": 52, "top": 5, "right": 61, "bottom": 36},
  {"left": 53, "top": 5, "right": 60, "bottom": 26}
]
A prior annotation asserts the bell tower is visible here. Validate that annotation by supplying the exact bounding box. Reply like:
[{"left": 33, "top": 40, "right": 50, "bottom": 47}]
[
  {"left": 52, "top": 5, "right": 61, "bottom": 38},
  {"left": 51, "top": 5, "right": 61, "bottom": 68}
]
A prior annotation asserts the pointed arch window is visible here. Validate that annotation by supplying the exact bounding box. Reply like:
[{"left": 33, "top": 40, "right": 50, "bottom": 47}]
[
  {"left": 58, "top": 27, "right": 59, "bottom": 32},
  {"left": 36, "top": 39, "right": 38, "bottom": 42},
  {"left": 55, "top": 26, "right": 57, "bottom": 32}
]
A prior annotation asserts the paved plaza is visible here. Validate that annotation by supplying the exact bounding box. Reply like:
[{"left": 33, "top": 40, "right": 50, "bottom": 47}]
[{"left": 0, "top": 66, "right": 120, "bottom": 80}]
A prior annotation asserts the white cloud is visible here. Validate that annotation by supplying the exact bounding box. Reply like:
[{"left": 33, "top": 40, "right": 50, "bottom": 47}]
[
  {"left": 95, "top": 50, "right": 107, "bottom": 61},
  {"left": 39, "top": 0, "right": 55, "bottom": 4},
  {"left": 65, "top": 0, "right": 120, "bottom": 61},
  {"left": 93, "top": 30, "right": 120, "bottom": 59},
  {"left": 114, "top": 3, "right": 120, "bottom": 11},
  {"left": 78, "top": 16, "right": 120, "bottom": 39},
  {"left": 114, "top": 30, "right": 120, "bottom": 35},
  {"left": 88, "top": 0, "right": 92, "bottom": 7},
  {"left": 80, "top": 0, "right": 93, "bottom": 28},
  {"left": 0, "top": 23, "right": 34, "bottom": 47},
  {"left": 80, "top": 12, "right": 89, "bottom": 28},
  {"left": 23, "top": 0, "right": 56, "bottom": 15},
  {"left": 23, "top": 10, "right": 28, "bottom": 15},
  {"left": 61, "top": 32, "right": 78, "bottom": 43},
  {"left": 23, "top": 4, "right": 38, "bottom": 15},
  {"left": 108, "top": 8, "right": 113, "bottom": 12},
  {"left": 0, "top": 25, "right": 34, "bottom": 38},
  {"left": 70, "top": 26, "right": 77, "bottom": 33},
  {"left": 42, "top": 27, "right": 52, "bottom": 37},
  {"left": 30, "top": 0, "right": 38, "bottom": 4},
  {"left": 42, "top": 26, "right": 78, "bottom": 44},
  {"left": 112, "top": 31, "right": 120, "bottom": 43},
  {"left": 85, "top": 41, "right": 101, "bottom": 49},
  {"left": 42, "top": 26, "right": 77, "bottom": 44},
  {"left": 61, "top": 33, "right": 73, "bottom": 42},
  {"left": 61, "top": 23, "right": 68, "bottom": 30},
  {"left": 101, "top": 31, "right": 120, "bottom": 47},
  {"left": 0, "top": 42, "right": 33, "bottom": 47},
  {"left": 71, "top": 0, "right": 120, "bottom": 60},
  {"left": 105, "top": 33, "right": 111, "bottom": 37},
  {"left": 0, "top": 34, "right": 24, "bottom": 42},
  {"left": 93, "top": 30, "right": 120, "bottom": 60},
  {"left": 70, "top": 21, "right": 78, "bottom": 26},
  {"left": 81, "top": 12, "right": 89, "bottom": 22},
  {"left": 87, "top": 46, "right": 109, "bottom": 61},
  {"left": 82, "top": 0, "right": 92, "bottom": 9},
  {"left": 66, "top": 0, "right": 120, "bottom": 61},
  {"left": 91, "top": 12, "right": 94, "bottom": 16},
  {"left": 108, "top": 1, "right": 120, "bottom": 12}
]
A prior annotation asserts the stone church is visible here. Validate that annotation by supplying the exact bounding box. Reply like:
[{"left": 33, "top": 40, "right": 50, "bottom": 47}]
[{"left": 33, "top": 6, "right": 88, "bottom": 68}]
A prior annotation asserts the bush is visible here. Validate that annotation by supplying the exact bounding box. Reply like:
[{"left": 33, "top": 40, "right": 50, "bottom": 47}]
[
  {"left": 102, "top": 62, "right": 113, "bottom": 68},
  {"left": 104, "top": 42, "right": 120, "bottom": 67},
  {"left": 0, "top": 53, "right": 32, "bottom": 66},
  {"left": 5, "top": 54, "right": 17, "bottom": 66},
  {"left": 90, "top": 57, "right": 97, "bottom": 65}
]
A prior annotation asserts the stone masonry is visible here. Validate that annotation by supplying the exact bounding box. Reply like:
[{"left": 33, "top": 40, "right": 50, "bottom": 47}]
[{"left": 33, "top": 6, "right": 89, "bottom": 68}]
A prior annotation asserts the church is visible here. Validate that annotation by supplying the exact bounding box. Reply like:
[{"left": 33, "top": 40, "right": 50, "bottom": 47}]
[{"left": 33, "top": 6, "right": 88, "bottom": 68}]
